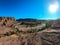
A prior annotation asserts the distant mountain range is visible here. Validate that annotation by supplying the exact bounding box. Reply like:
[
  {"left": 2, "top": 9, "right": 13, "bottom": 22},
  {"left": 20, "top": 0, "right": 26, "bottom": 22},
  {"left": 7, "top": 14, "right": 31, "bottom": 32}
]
[{"left": 16, "top": 18, "right": 46, "bottom": 23}]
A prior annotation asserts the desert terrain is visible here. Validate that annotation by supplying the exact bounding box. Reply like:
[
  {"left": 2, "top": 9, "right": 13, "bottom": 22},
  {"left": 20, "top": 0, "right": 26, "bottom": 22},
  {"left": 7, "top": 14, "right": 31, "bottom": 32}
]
[{"left": 0, "top": 17, "right": 59, "bottom": 45}]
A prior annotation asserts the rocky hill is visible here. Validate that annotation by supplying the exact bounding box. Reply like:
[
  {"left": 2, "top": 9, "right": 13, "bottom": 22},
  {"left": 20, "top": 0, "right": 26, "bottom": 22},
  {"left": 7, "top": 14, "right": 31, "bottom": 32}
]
[{"left": 0, "top": 17, "right": 60, "bottom": 45}]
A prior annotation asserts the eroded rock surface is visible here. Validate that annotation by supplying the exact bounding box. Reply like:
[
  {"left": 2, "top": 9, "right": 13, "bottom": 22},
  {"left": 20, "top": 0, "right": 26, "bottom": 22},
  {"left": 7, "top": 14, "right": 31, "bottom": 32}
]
[
  {"left": 40, "top": 29, "right": 60, "bottom": 45},
  {"left": 0, "top": 34, "right": 20, "bottom": 45}
]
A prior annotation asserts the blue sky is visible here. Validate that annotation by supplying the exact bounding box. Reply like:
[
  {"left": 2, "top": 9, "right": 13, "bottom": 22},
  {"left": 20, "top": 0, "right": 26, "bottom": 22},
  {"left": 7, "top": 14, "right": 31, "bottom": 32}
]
[{"left": 0, "top": 0, "right": 60, "bottom": 20}]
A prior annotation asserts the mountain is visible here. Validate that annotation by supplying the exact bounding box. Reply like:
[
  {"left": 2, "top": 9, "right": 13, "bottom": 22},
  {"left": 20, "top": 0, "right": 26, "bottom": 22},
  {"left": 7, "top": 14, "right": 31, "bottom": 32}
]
[
  {"left": 16, "top": 18, "right": 46, "bottom": 24},
  {"left": 16, "top": 18, "right": 37, "bottom": 22}
]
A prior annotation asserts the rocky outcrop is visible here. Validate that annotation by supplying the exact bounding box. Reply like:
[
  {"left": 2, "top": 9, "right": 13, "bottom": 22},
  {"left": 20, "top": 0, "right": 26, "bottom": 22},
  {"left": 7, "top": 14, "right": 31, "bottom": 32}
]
[
  {"left": 0, "top": 17, "right": 16, "bottom": 26},
  {"left": 40, "top": 29, "right": 60, "bottom": 45}
]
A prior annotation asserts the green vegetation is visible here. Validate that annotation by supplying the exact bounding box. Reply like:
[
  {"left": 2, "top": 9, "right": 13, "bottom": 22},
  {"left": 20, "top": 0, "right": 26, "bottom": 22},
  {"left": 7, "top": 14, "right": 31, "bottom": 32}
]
[
  {"left": 0, "top": 22, "right": 52, "bottom": 38},
  {"left": 15, "top": 22, "right": 52, "bottom": 33},
  {"left": 20, "top": 22, "right": 41, "bottom": 27}
]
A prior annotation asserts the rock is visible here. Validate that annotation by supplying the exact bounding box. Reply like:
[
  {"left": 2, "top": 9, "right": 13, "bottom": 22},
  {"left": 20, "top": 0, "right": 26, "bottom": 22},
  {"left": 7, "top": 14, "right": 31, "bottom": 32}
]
[
  {"left": 0, "top": 35, "right": 20, "bottom": 45},
  {"left": 0, "top": 26, "right": 15, "bottom": 34},
  {"left": 0, "top": 17, "right": 16, "bottom": 26},
  {"left": 18, "top": 33, "right": 42, "bottom": 45},
  {"left": 40, "top": 29, "right": 60, "bottom": 45}
]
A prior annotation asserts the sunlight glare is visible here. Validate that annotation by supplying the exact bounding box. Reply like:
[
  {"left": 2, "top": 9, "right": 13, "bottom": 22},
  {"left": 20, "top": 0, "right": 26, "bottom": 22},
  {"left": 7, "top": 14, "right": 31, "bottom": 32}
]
[{"left": 49, "top": 2, "right": 59, "bottom": 13}]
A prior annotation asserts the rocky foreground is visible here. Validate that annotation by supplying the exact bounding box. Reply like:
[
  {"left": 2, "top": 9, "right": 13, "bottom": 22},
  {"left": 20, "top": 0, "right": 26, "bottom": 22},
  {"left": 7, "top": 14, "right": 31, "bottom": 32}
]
[{"left": 0, "top": 17, "right": 59, "bottom": 45}]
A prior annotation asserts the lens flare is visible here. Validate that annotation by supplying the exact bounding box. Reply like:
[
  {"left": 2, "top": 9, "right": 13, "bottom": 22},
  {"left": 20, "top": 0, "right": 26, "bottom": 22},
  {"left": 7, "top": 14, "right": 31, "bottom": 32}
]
[{"left": 49, "top": 2, "right": 59, "bottom": 13}]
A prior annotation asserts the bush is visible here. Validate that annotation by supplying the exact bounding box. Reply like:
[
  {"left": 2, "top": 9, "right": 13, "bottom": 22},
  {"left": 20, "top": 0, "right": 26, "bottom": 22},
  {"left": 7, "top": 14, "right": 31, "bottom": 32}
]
[{"left": 46, "top": 23, "right": 52, "bottom": 28}]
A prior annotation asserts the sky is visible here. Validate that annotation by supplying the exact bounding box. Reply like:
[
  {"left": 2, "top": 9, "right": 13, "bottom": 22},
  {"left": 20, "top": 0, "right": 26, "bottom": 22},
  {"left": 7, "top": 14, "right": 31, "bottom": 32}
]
[{"left": 0, "top": 0, "right": 60, "bottom": 20}]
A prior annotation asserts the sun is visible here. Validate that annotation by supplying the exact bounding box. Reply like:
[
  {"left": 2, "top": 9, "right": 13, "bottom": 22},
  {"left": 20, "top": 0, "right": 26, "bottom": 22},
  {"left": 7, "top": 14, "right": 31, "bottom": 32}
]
[{"left": 49, "top": 2, "right": 59, "bottom": 13}]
